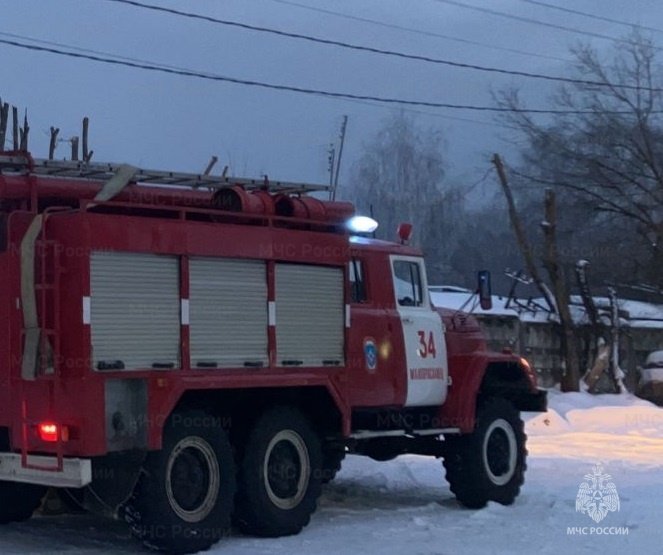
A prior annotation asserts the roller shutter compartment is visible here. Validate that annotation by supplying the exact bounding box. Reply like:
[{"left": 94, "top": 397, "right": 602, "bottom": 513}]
[
  {"left": 90, "top": 251, "right": 180, "bottom": 371},
  {"left": 189, "top": 258, "right": 268, "bottom": 369},
  {"left": 275, "top": 263, "right": 344, "bottom": 367}
]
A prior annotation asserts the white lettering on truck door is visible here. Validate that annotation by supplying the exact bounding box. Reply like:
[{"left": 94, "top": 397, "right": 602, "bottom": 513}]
[{"left": 391, "top": 255, "right": 448, "bottom": 407}]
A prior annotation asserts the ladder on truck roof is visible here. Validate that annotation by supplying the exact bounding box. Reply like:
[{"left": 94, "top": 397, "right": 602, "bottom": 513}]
[{"left": 0, "top": 153, "right": 331, "bottom": 195}]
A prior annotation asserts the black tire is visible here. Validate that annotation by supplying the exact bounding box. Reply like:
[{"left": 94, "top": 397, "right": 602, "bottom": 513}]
[
  {"left": 0, "top": 481, "right": 45, "bottom": 524},
  {"left": 443, "top": 398, "right": 526, "bottom": 509},
  {"left": 123, "top": 410, "right": 236, "bottom": 554},
  {"left": 235, "top": 406, "right": 322, "bottom": 537},
  {"left": 321, "top": 444, "right": 345, "bottom": 484}
]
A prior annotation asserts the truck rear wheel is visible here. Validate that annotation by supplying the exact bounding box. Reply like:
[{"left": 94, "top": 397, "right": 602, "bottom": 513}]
[
  {"left": 443, "top": 398, "right": 525, "bottom": 509},
  {"left": 235, "top": 406, "right": 322, "bottom": 537},
  {"left": 123, "top": 410, "right": 235, "bottom": 554},
  {"left": 0, "top": 481, "right": 46, "bottom": 524}
]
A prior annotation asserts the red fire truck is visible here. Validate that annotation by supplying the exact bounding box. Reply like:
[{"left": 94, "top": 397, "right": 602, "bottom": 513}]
[{"left": 0, "top": 151, "right": 546, "bottom": 553}]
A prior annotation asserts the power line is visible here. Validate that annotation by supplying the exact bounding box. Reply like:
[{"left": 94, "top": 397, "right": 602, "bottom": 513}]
[
  {"left": 0, "top": 36, "right": 647, "bottom": 115},
  {"left": 265, "top": 0, "right": 571, "bottom": 64},
  {"left": 432, "top": 0, "right": 629, "bottom": 44},
  {"left": 0, "top": 31, "right": 190, "bottom": 71},
  {"left": 517, "top": 0, "right": 663, "bottom": 35},
  {"left": 0, "top": 30, "right": 503, "bottom": 130},
  {"left": 104, "top": 0, "right": 659, "bottom": 93},
  {"left": 339, "top": 96, "right": 505, "bottom": 128}
]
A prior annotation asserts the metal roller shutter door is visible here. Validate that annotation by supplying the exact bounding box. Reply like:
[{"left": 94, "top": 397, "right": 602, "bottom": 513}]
[
  {"left": 90, "top": 251, "right": 180, "bottom": 370},
  {"left": 275, "top": 263, "right": 344, "bottom": 367},
  {"left": 189, "top": 258, "right": 268, "bottom": 368}
]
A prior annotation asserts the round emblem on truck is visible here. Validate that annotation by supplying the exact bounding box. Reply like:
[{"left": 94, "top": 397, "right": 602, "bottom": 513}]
[{"left": 363, "top": 338, "right": 378, "bottom": 373}]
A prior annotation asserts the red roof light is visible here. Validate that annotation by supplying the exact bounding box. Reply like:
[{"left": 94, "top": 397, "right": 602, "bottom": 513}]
[{"left": 397, "top": 223, "right": 413, "bottom": 243}]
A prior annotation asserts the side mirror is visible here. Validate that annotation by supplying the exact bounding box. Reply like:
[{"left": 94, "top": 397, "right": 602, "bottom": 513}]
[{"left": 477, "top": 270, "right": 492, "bottom": 310}]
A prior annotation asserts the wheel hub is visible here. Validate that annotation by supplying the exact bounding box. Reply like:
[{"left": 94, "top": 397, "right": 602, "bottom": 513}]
[
  {"left": 482, "top": 418, "right": 517, "bottom": 486},
  {"left": 486, "top": 428, "right": 510, "bottom": 477},
  {"left": 166, "top": 437, "right": 220, "bottom": 522},
  {"left": 171, "top": 447, "right": 210, "bottom": 511},
  {"left": 264, "top": 430, "right": 310, "bottom": 510}
]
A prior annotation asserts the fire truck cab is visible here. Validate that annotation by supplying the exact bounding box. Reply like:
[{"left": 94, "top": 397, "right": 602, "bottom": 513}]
[{"left": 0, "top": 152, "right": 546, "bottom": 554}]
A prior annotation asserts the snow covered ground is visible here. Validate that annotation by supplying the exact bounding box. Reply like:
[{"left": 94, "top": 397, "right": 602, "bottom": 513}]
[{"left": 2, "top": 390, "right": 663, "bottom": 554}]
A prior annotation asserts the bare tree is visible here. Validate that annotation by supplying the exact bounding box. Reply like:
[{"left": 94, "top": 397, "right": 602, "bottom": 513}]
[
  {"left": 497, "top": 31, "right": 663, "bottom": 287},
  {"left": 347, "top": 112, "right": 462, "bottom": 283}
]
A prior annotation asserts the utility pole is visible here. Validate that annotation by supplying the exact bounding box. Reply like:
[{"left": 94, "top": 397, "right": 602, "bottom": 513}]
[
  {"left": 492, "top": 154, "right": 555, "bottom": 312},
  {"left": 541, "top": 188, "right": 580, "bottom": 392},
  {"left": 327, "top": 143, "right": 336, "bottom": 191},
  {"left": 331, "top": 115, "right": 348, "bottom": 201},
  {"left": 494, "top": 155, "right": 581, "bottom": 391}
]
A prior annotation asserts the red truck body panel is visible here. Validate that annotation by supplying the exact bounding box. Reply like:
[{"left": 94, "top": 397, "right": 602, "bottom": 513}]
[{"left": 0, "top": 156, "right": 542, "bottom": 462}]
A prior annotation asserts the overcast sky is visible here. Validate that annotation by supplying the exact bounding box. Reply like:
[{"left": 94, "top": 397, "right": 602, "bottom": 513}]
[{"left": 3, "top": 0, "right": 663, "bottom": 201}]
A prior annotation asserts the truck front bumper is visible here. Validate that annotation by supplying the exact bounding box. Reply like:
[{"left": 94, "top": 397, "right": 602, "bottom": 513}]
[
  {"left": 520, "top": 388, "right": 548, "bottom": 412},
  {"left": 0, "top": 453, "right": 92, "bottom": 488}
]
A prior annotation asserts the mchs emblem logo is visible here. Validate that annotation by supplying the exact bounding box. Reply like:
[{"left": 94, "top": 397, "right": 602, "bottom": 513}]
[
  {"left": 363, "top": 338, "right": 378, "bottom": 373},
  {"left": 575, "top": 464, "right": 620, "bottom": 524}
]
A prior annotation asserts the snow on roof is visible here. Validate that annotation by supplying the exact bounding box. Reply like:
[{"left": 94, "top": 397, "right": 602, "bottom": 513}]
[
  {"left": 429, "top": 288, "right": 663, "bottom": 328},
  {"left": 428, "top": 285, "right": 472, "bottom": 293},
  {"left": 605, "top": 297, "right": 663, "bottom": 321},
  {"left": 429, "top": 290, "right": 519, "bottom": 317},
  {"left": 569, "top": 296, "right": 663, "bottom": 329}
]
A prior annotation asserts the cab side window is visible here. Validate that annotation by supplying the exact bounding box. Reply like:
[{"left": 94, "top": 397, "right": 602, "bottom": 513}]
[
  {"left": 393, "top": 260, "right": 423, "bottom": 307},
  {"left": 349, "top": 258, "right": 367, "bottom": 303}
]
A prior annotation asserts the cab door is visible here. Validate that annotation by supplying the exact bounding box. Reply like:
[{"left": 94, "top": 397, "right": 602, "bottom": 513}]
[
  {"left": 346, "top": 254, "right": 400, "bottom": 407},
  {"left": 391, "top": 255, "right": 448, "bottom": 407}
]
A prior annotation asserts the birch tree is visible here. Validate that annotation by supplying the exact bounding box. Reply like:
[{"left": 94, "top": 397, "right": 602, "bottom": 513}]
[{"left": 349, "top": 112, "right": 462, "bottom": 283}]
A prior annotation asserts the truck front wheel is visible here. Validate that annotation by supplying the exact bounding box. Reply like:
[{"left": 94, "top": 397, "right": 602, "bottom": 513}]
[
  {"left": 443, "top": 398, "right": 525, "bottom": 509},
  {"left": 0, "top": 481, "right": 45, "bottom": 523},
  {"left": 321, "top": 443, "right": 345, "bottom": 483},
  {"left": 123, "top": 410, "right": 235, "bottom": 554},
  {"left": 235, "top": 406, "right": 322, "bottom": 537}
]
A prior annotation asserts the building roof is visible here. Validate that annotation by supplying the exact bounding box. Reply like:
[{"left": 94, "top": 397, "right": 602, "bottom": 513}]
[{"left": 429, "top": 288, "right": 663, "bottom": 329}]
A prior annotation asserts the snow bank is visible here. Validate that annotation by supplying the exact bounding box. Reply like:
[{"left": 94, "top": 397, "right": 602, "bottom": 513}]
[
  {"left": 545, "top": 389, "right": 652, "bottom": 417},
  {"left": 564, "top": 406, "right": 663, "bottom": 438},
  {"left": 525, "top": 408, "right": 572, "bottom": 435},
  {"left": 526, "top": 390, "right": 662, "bottom": 438}
]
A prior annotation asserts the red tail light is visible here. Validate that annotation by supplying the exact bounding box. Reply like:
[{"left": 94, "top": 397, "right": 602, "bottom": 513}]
[{"left": 37, "top": 422, "right": 68, "bottom": 442}]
